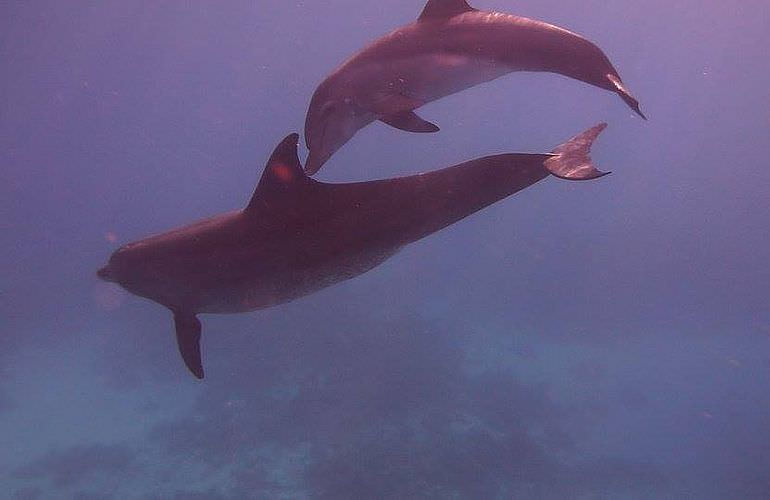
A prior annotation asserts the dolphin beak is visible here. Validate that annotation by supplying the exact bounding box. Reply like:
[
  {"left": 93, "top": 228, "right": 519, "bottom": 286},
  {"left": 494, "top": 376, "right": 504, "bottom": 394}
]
[
  {"left": 304, "top": 149, "right": 329, "bottom": 176},
  {"left": 305, "top": 120, "right": 334, "bottom": 175},
  {"left": 620, "top": 91, "right": 648, "bottom": 120},
  {"left": 304, "top": 153, "right": 320, "bottom": 175},
  {"left": 97, "top": 265, "right": 114, "bottom": 282},
  {"left": 606, "top": 73, "right": 647, "bottom": 120}
]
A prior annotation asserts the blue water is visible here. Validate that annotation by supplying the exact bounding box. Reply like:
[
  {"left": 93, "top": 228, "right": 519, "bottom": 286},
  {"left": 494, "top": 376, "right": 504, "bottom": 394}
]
[{"left": 2, "top": 1, "right": 769, "bottom": 498}]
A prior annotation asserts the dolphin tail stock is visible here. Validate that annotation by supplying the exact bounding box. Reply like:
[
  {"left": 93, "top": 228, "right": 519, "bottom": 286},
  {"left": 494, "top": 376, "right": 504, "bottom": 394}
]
[{"left": 544, "top": 123, "right": 610, "bottom": 181}]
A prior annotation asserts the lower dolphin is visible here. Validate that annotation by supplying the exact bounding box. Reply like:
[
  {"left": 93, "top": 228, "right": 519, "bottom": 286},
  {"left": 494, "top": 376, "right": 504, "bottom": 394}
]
[
  {"left": 304, "top": 0, "right": 643, "bottom": 174},
  {"left": 98, "top": 124, "right": 609, "bottom": 379}
]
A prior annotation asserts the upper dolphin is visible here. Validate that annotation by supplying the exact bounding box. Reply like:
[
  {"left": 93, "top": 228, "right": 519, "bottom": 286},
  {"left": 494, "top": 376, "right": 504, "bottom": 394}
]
[
  {"left": 97, "top": 124, "right": 609, "bottom": 379},
  {"left": 304, "top": 0, "right": 644, "bottom": 174}
]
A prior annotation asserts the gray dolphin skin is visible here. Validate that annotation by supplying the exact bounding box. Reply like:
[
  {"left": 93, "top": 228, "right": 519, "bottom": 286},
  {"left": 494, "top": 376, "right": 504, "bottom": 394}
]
[
  {"left": 304, "top": 0, "right": 644, "bottom": 175},
  {"left": 97, "top": 124, "right": 609, "bottom": 379}
]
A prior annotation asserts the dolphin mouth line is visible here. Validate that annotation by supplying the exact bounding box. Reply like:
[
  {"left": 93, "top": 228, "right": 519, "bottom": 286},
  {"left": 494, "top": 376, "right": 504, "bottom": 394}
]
[{"left": 97, "top": 265, "right": 114, "bottom": 282}]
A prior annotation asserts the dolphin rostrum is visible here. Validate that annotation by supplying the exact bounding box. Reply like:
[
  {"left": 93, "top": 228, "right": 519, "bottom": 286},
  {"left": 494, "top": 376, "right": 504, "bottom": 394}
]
[
  {"left": 304, "top": 0, "right": 643, "bottom": 174},
  {"left": 97, "top": 124, "right": 609, "bottom": 379}
]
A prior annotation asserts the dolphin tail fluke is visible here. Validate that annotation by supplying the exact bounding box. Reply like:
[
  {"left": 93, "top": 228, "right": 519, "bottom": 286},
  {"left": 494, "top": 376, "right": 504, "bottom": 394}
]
[
  {"left": 545, "top": 123, "right": 610, "bottom": 181},
  {"left": 173, "top": 311, "right": 204, "bottom": 379}
]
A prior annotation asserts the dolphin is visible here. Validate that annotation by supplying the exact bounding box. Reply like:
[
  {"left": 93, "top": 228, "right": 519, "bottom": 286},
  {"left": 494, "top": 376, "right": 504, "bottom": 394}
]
[
  {"left": 304, "top": 0, "right": 644, "bottom": 175},
  {"left": 97, "top": 124, "right": 609, "bottom": 379}
]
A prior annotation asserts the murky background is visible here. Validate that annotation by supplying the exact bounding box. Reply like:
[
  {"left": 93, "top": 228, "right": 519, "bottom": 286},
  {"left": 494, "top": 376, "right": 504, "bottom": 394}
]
[{"left": 2, "top": 1, "right": 769, "bottom": 497}]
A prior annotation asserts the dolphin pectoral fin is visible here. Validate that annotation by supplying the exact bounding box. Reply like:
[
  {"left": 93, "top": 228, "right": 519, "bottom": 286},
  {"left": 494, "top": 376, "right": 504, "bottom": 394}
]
[
  {"left": 370, "top": 91, "right": 424, "bottom": 117},
  {"left": 380, "top": 111, "right": 440, "bottom": 133},
  {"left": 545, "top": 123, "right": 610, "bottom": 181},
  {"left": 173, "top": 311, "right": 204, "bottom": 379}
]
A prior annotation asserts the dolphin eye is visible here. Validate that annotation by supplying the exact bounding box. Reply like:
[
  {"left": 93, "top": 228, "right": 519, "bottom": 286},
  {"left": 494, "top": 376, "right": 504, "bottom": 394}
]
[{"left": 320, "top": 102, "right": 337, "bottom": 120}]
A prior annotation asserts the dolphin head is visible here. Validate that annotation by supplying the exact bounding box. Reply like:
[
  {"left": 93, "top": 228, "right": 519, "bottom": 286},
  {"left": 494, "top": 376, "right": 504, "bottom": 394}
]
[
  {"left": 304, "top": 83, "right": 372, "bottom": 175},
  {"left": 97, "top": 242, "right": 181, "bottom": 309},
  {"left": 97, "top": 243, "right": 159, "bottom": 295},
  {"left": 555, "top": 39, "right": 646, "bottom": 120}
]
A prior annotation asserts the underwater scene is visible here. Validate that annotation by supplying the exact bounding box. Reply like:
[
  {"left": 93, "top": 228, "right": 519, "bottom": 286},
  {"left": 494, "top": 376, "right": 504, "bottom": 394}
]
[{"left": 2, "top": 0, "right": 769, "bottom": 498}]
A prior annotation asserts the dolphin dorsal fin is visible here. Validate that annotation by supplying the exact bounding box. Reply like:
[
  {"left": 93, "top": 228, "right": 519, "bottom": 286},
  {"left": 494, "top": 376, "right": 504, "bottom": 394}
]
[
  {"left": 418, "top": 0, "right": 475, "bottom": 22},
  {"left": 246, "top": 133, "right": 309, "bottom": 212}
]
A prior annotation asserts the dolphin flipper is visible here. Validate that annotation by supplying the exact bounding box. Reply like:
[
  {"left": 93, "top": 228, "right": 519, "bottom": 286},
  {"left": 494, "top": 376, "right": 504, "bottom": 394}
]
[
  {"left": 545, "top": 123, "right": 610, "bottom": 181},
  {"left": 173, "top": 311, "right": 204, "bottom": 379},
  {"left": 380, "top": 111, "right": 440, "bottom": 133},
  {"left": 370, "top": 91, "right": 424, "bottom": 115}
]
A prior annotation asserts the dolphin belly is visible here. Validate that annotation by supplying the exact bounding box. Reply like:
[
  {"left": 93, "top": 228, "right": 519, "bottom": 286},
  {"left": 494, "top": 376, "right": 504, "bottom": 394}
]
[
  {"left": 195, "top": 245, "right": 402, "bottom": 314},
  {"left": 372, "top": 53, "right": 512, "bottom": 105}
]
